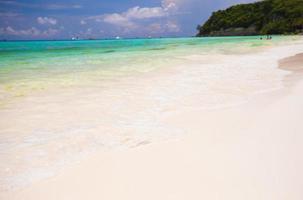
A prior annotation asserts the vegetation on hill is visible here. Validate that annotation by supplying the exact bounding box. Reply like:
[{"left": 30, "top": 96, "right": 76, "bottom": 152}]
[{"left": 197, "top": 0, "right": 303, "bottom": 36}]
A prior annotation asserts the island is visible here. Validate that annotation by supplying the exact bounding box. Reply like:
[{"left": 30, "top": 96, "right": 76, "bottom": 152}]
[{"left": 196, "top": 0, "right": 303, "bottom": 36}]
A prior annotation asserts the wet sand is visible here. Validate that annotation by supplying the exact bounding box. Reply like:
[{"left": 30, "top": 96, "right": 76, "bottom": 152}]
[
  {"left": 279, "top": 53, "right": 303, "bottom": 87},
  {"left": 279, "top": 53, "right": 303, "bottom": 71}
]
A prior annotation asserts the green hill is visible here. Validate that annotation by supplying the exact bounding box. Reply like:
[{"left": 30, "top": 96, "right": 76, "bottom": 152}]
[{"left": 197, "top": 0, "right": 303, "bottom": 36}]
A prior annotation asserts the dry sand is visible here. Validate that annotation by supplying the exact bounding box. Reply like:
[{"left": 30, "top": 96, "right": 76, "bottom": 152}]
[{"left": 1, "top": 54, "right": 303, "bottom": 200}]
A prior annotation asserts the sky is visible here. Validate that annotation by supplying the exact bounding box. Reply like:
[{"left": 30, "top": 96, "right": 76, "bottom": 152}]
[{"left": 0, "top": 0, "right": 257, "bottom": 40}]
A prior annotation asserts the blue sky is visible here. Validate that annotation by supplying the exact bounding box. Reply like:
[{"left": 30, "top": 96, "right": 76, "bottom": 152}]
[{"left": 0, "top": 0, "right": 256, "bottom": 40}]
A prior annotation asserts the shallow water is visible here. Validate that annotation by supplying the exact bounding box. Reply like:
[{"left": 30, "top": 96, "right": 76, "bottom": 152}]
[
  {"left": 0, "top": 36, "right": 292, "bottom": 105},
  {"left": 0, "top": 36, "right": 303, "bottom": 191}
]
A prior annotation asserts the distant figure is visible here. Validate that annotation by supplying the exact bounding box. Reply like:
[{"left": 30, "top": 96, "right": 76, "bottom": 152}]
[{"left": 260, "top": 37, "right": 263, "bottom": 40}]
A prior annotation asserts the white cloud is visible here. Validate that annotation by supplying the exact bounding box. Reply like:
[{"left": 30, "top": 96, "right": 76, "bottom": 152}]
[
  {"left": 103, "top": 13, "right": 137, "bottom": 28},
  {"left": 0, "top": 26, "right": 41, "bottom": 36},
  {"left": 83, "top": 0, "right": 184, "bottom": 36},
  {"left": 80, "top": 20, "right": 87, "bottom": 25},
  {"left": 37, "top": 17, "right": 57, "bottom": 25},
  {"left": 44, "top": 28, "right": 59, "bottom": 36},
  {"left": 147, "top": 23, "right": 163, "bottom": 34},
  {"left": 146, "top": 20, "right": 181, "bottom": 34},
  {"left": 94, "top": 6, "right": 166, "bottom": 29},
  {"left": 162, "top": 0, "right": 180, "bottom": 12},
  {"left": 0, "top": 26, "right": 59, "bottom": 37},
  {"left": 77, "top": 27, "right": 98, "bottom": 38},
  {"left": 166, "top": 21, "right": 180, "bottom": 32},
  {"left": 89, "top": 0, "right": 182, "bottom": 28},
  {"left": 124, "top": 6, "right": 167, "bottom": 19}
]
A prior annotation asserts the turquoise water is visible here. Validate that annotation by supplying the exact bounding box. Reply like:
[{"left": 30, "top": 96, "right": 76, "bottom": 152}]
[
  {"left": 0, "top": 36, "right": 275, "bottom": 77},
  {"left": 0, "top": 36, "right": 284, "bottom": 105}
]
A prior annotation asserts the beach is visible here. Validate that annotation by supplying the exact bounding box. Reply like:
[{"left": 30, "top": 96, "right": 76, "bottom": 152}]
[{"left": 0, "top": 36, "right": 303, "bottom": 199}]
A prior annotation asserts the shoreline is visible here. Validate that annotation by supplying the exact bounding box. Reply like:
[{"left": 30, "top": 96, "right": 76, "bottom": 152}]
[
  {"left": 1, "top": 38, "right": 303, "bottom": 199},
  {"left": 0, "top": 36, "right": 301, "bottom": 110}
]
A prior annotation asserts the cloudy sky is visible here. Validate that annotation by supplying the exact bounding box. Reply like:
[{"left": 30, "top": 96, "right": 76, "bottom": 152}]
[{"left": 0, "top": 0, "right": 256, "bottom": 40}]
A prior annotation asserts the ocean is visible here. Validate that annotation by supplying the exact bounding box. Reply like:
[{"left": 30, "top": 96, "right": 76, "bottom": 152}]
[{"left": 0, "top": 36, "right": 291, "bottom": 106}]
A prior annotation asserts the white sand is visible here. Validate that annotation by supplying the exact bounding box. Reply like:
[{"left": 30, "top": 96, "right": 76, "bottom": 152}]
[
  {"left": 2, "top": 53, "right": 303, "bottom": 199},
  {"left": 3, "top": 86, "right": 303, "bottom": 200}
]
